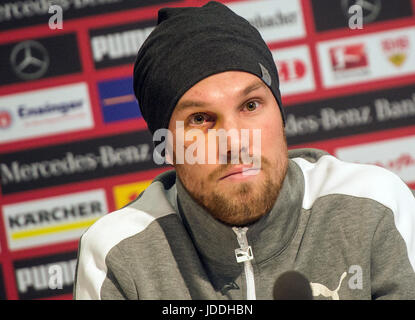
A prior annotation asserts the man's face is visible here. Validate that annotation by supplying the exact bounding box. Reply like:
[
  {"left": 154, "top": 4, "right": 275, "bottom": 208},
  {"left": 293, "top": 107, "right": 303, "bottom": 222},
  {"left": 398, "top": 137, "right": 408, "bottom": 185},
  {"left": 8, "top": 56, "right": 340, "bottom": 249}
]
[{"left": 168, "top": 71, "right": 288, "bottom": 226}]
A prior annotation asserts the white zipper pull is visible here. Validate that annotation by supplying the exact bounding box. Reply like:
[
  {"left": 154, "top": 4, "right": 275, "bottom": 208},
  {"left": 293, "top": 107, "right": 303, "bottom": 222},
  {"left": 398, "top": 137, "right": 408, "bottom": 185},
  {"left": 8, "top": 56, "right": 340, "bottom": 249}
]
[
  {"left": 233, "top": 227, "right": 253, "bottom": 262},
  {"left": 232, "top": 227, "right": 256, "bottom": 300}
]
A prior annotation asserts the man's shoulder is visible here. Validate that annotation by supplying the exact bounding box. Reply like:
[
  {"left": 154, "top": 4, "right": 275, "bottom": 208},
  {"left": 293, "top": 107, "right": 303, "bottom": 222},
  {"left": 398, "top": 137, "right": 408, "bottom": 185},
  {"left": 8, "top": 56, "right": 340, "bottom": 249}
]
[
  {"left": 79, "top": 207, "right": 157, "bottom": 258},
  {"left": 290, "top": 148, "right": 415, "bottom": 271},
  {"left": 80, "top": 169, "right": 178, "bottom": 250},
  {"left": 289, "top": 148, "right": 414, "bottom": 212}
]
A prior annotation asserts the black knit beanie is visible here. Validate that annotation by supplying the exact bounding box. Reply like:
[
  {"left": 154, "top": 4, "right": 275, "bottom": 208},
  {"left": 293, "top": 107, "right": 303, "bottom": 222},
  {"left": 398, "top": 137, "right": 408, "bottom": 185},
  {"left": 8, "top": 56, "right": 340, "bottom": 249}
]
[{"left": 133, "top": 1, "right": 284, "bottom": 135}]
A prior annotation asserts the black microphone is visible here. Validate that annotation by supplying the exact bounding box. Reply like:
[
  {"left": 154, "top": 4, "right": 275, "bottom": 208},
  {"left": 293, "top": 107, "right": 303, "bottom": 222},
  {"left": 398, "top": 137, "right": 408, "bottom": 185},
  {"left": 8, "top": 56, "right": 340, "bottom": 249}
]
[{"left": 273, "top": 271, "right": 313, "bottom": 300}]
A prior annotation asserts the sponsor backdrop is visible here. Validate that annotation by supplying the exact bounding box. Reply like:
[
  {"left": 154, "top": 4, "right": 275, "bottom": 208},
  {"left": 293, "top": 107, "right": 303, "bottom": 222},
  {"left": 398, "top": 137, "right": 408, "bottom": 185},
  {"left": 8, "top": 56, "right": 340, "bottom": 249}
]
[{"left": 0, "top": 0, "right": 414, "bottom": 299}]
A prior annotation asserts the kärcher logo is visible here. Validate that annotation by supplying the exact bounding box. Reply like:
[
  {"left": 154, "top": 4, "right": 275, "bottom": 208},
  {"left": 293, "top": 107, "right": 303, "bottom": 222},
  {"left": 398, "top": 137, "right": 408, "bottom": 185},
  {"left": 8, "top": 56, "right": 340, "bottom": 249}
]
[{"left": 8, "top": 200, "right": 103, "bottom": 229}]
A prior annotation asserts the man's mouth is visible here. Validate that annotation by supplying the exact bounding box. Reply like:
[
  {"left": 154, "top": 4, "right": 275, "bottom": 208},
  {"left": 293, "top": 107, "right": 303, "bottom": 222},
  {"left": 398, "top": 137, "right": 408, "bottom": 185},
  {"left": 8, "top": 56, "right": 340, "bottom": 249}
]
[{"left": 219, "top": 166, "right": 261, "bottom": 180}]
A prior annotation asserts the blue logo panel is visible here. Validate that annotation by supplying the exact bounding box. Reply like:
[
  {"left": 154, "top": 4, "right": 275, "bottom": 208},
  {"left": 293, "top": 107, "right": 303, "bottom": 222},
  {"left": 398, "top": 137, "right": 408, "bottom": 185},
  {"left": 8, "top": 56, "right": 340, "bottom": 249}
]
[{"left": 98, "top": 77, "right": 142, "bottom": 123}]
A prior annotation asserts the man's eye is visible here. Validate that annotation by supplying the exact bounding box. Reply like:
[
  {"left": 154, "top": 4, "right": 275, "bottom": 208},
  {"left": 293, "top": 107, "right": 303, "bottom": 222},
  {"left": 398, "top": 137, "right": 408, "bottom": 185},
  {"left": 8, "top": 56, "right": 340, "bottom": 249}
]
[
  {"left": 189, "top": 113, "right": 209, "bottom": 125},
  {"left": 245, "top": 101, "right": 259, "bottom": 111}
]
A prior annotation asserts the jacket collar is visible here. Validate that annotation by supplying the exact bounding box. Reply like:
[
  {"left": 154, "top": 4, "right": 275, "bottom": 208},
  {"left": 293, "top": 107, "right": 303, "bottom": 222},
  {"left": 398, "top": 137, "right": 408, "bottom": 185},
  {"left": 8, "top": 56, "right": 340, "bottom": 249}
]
[{"left": 175, "top": 159, "right": 305, "bottom": 271}]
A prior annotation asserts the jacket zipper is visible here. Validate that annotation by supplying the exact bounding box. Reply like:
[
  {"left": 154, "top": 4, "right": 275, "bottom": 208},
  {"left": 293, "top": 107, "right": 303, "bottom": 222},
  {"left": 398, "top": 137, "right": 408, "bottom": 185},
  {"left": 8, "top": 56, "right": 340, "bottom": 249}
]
[{"left": 232, "top": 227, "right": 256, "bottom": 300}]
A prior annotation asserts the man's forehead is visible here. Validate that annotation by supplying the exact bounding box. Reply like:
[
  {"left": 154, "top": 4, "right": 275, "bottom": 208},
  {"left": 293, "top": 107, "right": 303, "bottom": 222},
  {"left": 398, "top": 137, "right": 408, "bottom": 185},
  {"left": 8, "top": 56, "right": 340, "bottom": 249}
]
[{"left": 174, "top": 76, "right": 268, "bottom": 113}]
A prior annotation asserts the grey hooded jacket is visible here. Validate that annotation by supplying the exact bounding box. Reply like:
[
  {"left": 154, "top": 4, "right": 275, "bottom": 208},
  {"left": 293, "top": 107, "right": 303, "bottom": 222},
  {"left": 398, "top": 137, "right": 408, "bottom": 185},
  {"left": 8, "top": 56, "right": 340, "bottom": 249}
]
[{"left": 73, "top": 148, "right": 415, "bottom": 300}]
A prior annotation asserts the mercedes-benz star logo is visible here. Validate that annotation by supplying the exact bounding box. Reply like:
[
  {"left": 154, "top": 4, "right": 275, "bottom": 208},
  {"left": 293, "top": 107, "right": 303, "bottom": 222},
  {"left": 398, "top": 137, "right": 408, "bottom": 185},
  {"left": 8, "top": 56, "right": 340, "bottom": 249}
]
[
  {"left": 342, "top": 0, "right": 382, "bottom": 24},
  {"left": 10, "top": 40, "right": 50, "bottom": 80}
]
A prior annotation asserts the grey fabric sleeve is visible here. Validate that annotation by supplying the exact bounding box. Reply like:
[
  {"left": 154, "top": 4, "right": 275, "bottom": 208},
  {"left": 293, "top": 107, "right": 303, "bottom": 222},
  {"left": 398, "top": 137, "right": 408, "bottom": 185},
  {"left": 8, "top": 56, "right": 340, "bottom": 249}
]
[
  {"left": 371, "top": 208, "right": 415, "bottom": 299},
  {"left": 100, "top": 246, "right": 138, "bottom": 300}
]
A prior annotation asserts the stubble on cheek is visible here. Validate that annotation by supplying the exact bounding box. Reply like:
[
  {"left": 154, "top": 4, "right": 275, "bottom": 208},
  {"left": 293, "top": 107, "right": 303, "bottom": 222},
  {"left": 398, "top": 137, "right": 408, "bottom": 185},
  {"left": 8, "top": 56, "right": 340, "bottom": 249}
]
[{"left": 175, "top": 154, "right": 288, "bottom": 226}]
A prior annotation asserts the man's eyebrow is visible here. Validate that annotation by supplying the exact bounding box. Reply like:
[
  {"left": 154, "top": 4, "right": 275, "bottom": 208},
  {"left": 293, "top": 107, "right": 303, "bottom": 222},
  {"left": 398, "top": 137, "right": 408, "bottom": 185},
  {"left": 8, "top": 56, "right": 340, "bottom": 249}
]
[
  {"left": 242, "top": 80, "right": 267, "bottom": 96},
  {"left": 175, "top": 80, "right": 267, "bottom": 111},
  {"left": 175, "top": 100, "right": 208, "bottom": 112}
]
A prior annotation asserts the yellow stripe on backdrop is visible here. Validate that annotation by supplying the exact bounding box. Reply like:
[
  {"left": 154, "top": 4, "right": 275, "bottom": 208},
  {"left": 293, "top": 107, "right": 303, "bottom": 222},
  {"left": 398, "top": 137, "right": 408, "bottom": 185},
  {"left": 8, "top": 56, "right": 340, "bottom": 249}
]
[
  {"left": 113, "top": 180, "right": 152, "bottom": 210},
  {"left": 11, "top": 218, "right": 100, "bottom": 240}
]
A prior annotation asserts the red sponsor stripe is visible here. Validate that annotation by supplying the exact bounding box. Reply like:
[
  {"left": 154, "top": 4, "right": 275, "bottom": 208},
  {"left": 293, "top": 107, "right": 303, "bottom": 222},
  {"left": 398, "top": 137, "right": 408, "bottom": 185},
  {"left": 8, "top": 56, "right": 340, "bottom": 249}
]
[
  {"left": 36, "top": 293, "right": 73, "bottom": 300},
  {"left": 103, "top": 94, "right": 136, "bottom": 106}
]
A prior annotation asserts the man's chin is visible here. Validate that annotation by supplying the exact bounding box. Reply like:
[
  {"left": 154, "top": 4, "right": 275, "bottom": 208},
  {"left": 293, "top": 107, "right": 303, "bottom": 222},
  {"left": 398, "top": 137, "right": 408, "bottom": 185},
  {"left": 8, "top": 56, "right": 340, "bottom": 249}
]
[
  {"left": 203, "top": 183, "right": 278, "bottom": 225},
  {"left": 177, "top": 156, "right": 288, "bottom": 225}
]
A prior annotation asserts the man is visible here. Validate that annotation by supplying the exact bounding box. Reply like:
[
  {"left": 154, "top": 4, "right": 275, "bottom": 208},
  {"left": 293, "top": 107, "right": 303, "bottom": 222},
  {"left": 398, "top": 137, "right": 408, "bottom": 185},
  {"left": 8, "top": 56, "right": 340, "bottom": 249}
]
[{"left": 73, "top": 1, "right": 415, "bottom": 300}]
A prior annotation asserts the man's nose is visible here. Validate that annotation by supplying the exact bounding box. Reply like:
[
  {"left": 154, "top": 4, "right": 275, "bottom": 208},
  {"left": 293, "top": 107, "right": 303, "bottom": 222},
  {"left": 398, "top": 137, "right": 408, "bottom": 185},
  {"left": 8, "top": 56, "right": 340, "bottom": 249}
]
[
  {"left": 220, "top": 117, "right": 243, "bottom": 164},
  {"left": 221, "top": 115, "right": 240, "bottom": 132}
]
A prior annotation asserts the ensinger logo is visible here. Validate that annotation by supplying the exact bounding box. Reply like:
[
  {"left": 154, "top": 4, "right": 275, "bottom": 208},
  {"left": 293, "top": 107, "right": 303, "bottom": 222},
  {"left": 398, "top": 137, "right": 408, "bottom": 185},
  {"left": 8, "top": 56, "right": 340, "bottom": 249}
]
[
  {"left": 3, "top": 190, "right": 108, "bottom": 250},
  {"left": 0, "top": 83, "right": 93, "bottom": 144},
  {"left": 17, "top": 99, "right": 83, "bottom": 119}
]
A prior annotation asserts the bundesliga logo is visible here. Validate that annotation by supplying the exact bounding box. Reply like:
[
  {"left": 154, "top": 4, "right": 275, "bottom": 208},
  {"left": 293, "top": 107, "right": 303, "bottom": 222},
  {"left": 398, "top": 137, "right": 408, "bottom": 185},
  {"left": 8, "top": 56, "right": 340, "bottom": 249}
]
[{"left": 329, "top": 43, "right": 368, "bottom": 71}]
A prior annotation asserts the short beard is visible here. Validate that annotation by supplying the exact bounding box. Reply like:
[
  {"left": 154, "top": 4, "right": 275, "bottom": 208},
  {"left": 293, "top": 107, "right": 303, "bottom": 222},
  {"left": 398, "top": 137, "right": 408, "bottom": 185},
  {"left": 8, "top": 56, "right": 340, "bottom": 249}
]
[{"left": 176, "top": 153, "right": 288, "bottom": 226}]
